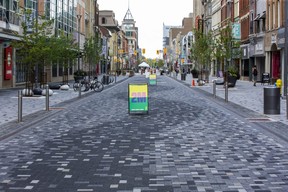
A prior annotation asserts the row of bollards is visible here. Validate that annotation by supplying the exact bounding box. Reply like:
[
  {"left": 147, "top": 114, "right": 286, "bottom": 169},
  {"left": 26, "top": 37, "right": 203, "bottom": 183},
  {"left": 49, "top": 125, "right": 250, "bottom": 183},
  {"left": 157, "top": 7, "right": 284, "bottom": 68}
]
[
  {"left": 212, "top": 80, "right": 228, "bottom": 102},
  {"left": 212, "top": 79, "right": 282, "bottom": 116},
  {"left": 18, "top": 85, "right": 50, "bottom": 123}
]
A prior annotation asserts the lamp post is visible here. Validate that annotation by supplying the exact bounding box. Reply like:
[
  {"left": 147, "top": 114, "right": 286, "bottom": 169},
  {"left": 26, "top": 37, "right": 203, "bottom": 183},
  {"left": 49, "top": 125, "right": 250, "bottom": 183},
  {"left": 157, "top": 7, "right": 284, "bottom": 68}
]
[
  {"left": 285, "top": 0, "right": 288, "bottom": 118},
  {"left": 77, "top": 14, "right": 82, "bottom": 72},
  {"left": 225, "top": 0, "right": 233, "bottom": 102},
  {"left": 77, "top": 14, "right": 82, "bottom": 98}
]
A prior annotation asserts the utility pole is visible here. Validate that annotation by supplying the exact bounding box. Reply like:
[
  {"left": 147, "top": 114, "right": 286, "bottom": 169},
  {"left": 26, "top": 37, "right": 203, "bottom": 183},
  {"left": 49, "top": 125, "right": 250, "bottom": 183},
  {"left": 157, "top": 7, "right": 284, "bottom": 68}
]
[
  {"left": 94, "top": 0, "right": 99, "bottom": 76},
  {"left": 77, "top": 14, "right": 82, "bottom": 72},
  {"left": 285, "top": 1, "right": 288, "bottom": 118}
]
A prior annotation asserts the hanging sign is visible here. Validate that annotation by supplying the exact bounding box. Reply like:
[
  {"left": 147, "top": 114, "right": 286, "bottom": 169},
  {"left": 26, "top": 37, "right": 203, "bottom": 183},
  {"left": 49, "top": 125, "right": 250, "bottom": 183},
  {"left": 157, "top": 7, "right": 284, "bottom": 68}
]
[
  {"left": 149, "top": 74, "right": 157, "bottom": 85},
  {"left": 128, "top": 83, "right": 149, "bottom": 114}
]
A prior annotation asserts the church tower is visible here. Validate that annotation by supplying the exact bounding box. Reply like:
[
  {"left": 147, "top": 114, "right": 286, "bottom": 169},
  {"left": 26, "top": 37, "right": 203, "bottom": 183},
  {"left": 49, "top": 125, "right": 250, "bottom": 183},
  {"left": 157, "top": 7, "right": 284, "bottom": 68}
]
[{"left": 121, "top": 1, "right": 138, "bottom": 68}]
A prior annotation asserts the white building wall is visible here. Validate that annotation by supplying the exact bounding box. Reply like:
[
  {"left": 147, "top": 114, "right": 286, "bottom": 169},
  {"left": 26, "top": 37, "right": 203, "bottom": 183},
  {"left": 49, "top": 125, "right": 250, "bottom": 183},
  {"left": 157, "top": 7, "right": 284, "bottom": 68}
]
[{"left": 211, "top": 0, "right": 221, "bottom": 31}]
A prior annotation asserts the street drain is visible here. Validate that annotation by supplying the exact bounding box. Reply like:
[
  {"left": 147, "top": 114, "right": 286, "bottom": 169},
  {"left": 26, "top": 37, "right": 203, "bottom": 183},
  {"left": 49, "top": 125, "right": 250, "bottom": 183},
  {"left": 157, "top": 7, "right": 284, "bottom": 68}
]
[
  {"left": 49, "top": 107, "right": 65, "bottom": 110},
  {"left": 247, "top": 118, "right": 273, "bottom": 122}
]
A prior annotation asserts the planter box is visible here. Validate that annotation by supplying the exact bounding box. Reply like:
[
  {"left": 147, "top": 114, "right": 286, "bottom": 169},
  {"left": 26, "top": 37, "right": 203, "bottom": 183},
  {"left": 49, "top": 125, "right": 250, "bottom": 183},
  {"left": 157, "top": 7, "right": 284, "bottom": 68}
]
[
  {"left": 74, "top": 76, "right": 84, "bottom": 82},
  {"left": 227, "top": 75, "right": 237, "bottom": 87}
]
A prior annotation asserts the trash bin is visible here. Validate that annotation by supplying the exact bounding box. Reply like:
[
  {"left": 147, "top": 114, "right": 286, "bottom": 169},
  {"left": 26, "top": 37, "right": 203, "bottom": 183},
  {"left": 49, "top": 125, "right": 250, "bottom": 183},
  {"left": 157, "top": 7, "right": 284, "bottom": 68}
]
[
  {"left": 264, "top": 87, "right": 280, "bottom": 114},
  {"left": 102, "top": 75, "right": 109, "bottom": 85},
  {"left": 181, "top": 73, "right": 186, "bottom": 81}
]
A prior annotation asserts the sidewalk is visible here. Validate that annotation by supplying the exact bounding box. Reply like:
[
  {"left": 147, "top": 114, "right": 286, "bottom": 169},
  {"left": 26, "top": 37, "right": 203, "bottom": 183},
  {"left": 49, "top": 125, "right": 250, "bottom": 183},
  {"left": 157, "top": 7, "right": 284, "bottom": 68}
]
[
  {"left": 2, "top": 72, "right": 288, "bottom": 127},
  {"left": 171, "top": 72, "right": 288, "bottom": 125},
  {"left": 0, "top": 74, "right": 129, "bottom": 126}
]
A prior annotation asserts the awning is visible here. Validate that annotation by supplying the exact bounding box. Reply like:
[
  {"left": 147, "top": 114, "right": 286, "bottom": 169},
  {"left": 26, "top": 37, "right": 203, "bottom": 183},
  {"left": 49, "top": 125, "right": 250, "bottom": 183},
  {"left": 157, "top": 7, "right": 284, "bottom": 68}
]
[
  {"left": 254, "top": 14, "right": 260, "bottom": 21},
  {"left": 259, "top": 11, "right": 266, "bottom": 19}
]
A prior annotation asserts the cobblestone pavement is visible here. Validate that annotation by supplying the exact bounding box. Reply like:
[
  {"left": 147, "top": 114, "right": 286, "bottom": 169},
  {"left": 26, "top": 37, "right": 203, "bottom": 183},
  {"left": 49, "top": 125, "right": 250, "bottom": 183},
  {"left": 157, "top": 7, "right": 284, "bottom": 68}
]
[
  {"left": 1, "top": 75, "right": 288, "bottom": 191},
  {"left": 172, "top": 72, "right": 288, "bottom": 125},
  {"left": 0, "top": 74, "right": 128, "bottom": 126}
]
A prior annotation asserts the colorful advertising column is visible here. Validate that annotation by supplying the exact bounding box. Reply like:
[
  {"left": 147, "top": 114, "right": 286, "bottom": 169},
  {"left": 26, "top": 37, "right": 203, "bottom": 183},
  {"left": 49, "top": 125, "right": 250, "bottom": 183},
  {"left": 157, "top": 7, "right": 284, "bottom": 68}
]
[
  {"left": 128, "top": 83, "right": 149, "bottom": 114},
  {"left": 149, "top": 74, "right": 157, "bottom": 85}
]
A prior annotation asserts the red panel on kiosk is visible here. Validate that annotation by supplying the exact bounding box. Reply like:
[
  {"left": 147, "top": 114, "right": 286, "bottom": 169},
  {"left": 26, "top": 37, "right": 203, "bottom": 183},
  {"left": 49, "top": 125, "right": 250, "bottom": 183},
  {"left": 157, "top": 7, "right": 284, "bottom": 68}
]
[{"left": 4, "top": 46, "right": 12, "bottom": 80}]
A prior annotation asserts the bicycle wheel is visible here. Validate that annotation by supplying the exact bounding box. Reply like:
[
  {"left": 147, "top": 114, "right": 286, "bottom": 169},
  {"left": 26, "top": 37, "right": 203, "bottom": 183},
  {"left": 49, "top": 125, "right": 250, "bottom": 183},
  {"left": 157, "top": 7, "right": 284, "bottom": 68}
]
[
  {"left": 73, "top": 82, "right": 80, "bottom": 91},
  {"left": 81, "top": 82, "right": 87, "bottom": 92},
  {"left": 93, "top": 81, "right": 104, "bottom": 92},
  {"left": 109, "top": 75, "right": 115, "bottom": 83}
]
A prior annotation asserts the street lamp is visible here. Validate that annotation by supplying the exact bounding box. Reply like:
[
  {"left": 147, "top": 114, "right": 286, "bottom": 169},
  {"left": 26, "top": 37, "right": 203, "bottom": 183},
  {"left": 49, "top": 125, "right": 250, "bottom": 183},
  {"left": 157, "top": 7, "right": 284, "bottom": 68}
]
[
  {"left": 285, "top": 0, "right": 288, "bottom": 118},
  {"left": 77, "top": 14, "right": 82, "bottom": 98},
  {"left": 77, "top": 14, "right": 82, "bottom": 72},
  {"left": 225, "top": 0, "right": 233, "bottom": 102}
]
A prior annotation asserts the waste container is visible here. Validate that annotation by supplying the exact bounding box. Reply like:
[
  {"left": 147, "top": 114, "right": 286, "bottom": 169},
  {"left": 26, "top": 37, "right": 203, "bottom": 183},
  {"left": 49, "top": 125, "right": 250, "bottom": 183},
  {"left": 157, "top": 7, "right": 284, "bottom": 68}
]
[
  {"left": 263, "top": 87, "right": 280, "bottom": 114},
  {"left": 181, "top": 73, "right": 186, "bottom": 81},
  {"left": 102, "top": 75, "right": 109, "bottom": 85}
]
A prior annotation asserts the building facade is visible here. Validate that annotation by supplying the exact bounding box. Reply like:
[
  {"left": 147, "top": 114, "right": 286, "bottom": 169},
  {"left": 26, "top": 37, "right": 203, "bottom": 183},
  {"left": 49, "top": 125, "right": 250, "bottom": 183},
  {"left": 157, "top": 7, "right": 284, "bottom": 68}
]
[{"left": 121, "top": 8, "right": 138, "bottom": 69}]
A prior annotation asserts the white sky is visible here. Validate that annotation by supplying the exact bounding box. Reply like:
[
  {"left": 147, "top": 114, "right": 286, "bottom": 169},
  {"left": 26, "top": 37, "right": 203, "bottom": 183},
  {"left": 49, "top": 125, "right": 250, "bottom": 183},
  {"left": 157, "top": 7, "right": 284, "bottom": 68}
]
[{"left": 98, "top": 0, "right": 193, "bottom": 59}]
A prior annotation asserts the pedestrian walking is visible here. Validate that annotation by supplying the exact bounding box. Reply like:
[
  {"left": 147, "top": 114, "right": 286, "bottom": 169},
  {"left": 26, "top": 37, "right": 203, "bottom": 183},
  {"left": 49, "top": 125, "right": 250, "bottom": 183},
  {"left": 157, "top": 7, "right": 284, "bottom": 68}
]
[
  {"left": 175, "top": 68, "right": 179, "bottom": 77},
  {"left": 252, "top": 65, "right": 258, "bottom": 86}
]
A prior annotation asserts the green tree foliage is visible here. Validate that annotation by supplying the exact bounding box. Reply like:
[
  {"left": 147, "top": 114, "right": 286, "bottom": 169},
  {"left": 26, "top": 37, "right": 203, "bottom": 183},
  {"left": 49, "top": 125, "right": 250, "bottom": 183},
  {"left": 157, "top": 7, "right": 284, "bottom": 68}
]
[
  {"left": 12, "top": 10, "right": 78, "bottom": 87},
  {"left": 213, "top": 22, "right": 241, "bottom": 74},
  {"left": 83, "top": 35, "right": 102, "bottom": 77},
  {"left": 52, "top": 31, "right": 78, "bottom": 71},
  {"left": 190, "top": 29, "right": 213, "bottom": 80}
]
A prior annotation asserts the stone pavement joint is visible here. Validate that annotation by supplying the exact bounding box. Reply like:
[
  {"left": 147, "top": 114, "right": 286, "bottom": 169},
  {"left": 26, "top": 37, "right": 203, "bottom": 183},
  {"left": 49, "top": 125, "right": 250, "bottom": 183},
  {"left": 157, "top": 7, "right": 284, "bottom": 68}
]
[
  {"left": 1, "top": 74, "right": 288, "bottom": 191},
  {"left": 170, "top": 72, "right": 288, "bottom": 125},
  {"left": 0, "top": 74, "right": 129, "bottom": 128}
]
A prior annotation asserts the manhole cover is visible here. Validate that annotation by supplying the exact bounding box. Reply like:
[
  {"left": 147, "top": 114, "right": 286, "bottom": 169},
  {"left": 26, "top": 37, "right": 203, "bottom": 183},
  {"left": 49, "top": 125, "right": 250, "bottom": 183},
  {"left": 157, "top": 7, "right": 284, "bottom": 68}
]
[{"left": 246, "top": 118, "right": 273, "bottom": 122}]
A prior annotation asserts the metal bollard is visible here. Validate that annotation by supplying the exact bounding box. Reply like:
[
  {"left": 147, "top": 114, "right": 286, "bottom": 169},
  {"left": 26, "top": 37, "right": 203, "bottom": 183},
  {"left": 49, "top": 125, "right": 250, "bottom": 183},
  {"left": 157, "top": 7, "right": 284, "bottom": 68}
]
[
  {"left": 78, "top": 82, "right": 81, "bottom": 98},
  {"left": 46, "top": 85, "right": 49, "bottom": 111},
  {"left": 225, "top": 81, "right": 228, "bottom": 102},
  {"left": 18, "top": 90, "right": 22, "bottom": 122},
  {"left": 213, "top": 80, "right": 216, "bottom": 98}
]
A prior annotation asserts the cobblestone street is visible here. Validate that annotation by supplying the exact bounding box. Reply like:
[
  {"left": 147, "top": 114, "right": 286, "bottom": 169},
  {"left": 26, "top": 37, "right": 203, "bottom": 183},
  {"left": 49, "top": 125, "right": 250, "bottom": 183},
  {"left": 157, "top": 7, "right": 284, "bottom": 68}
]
[{"left": 1, "top": 75, "right": 288, "bottom": 192}]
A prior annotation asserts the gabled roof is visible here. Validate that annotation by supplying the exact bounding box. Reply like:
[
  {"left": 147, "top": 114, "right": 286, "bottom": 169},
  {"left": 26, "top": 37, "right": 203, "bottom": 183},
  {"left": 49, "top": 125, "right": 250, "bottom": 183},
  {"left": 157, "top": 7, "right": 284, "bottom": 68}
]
[{"left": 123, "top": 8, "right": 134, "bottom": 21}]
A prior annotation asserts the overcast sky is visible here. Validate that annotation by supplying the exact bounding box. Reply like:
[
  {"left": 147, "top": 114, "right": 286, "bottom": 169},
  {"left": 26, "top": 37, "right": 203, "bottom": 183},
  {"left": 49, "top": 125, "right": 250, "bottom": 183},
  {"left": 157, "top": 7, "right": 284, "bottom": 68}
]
[{"left": 98, "top": 0, "right": 193, "bottom": 59}]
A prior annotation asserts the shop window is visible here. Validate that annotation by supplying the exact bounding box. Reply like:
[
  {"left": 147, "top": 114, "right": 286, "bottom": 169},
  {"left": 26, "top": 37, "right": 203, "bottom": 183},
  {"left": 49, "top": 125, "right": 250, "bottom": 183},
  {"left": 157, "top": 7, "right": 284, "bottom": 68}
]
[
  {"left": 52, "top": 64, "right": 58, "bottom": 77},
  {"left": 59, "top": 67, "right": 63, "bottom": 76},
  {"left": 16, "top": 56, "right": 27, "bottom": 83},
  {"left": 101, "top": 17, "right": 106, "bottom": 24},
  {"left": 262, "top": 18, "right": 266, "bottom": 32}
]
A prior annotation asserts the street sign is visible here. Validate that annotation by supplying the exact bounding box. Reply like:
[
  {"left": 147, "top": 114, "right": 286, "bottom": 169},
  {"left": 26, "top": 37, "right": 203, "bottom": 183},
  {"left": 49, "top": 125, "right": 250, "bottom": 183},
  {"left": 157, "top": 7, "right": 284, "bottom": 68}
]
[
  {"left": 232, "top": 23, "right": 241, "bottom": 40},
  {"left": 128, "top": 83, "right": 149, "bottom": 114}
]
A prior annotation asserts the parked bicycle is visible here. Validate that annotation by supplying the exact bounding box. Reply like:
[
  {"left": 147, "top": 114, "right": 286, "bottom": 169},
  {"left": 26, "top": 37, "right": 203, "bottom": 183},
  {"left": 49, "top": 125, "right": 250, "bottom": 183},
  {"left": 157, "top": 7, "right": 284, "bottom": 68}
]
[{"left": 73, "top": 77, "right": 104, "bottom": 92}]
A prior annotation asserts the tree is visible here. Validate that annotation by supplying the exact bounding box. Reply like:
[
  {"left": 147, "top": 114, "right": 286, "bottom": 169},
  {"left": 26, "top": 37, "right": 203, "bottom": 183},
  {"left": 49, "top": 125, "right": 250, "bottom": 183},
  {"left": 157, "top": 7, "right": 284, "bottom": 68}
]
[
  {"left": 12, "top": 10, "right": 80, "bottom": 90},
  {"left": 12, "top": 10, "right": 56, "bottom": 90},
  {"left": 83, "top": 35, "right": 102, "bottom": 79},
  {"left": 213, "top": 22, "right": 241, "bottom": 78},
  {"left": 190, "top": 29, "right": 213, "bottom": 81},
  {"left": 52, "top": 31, "right": 78, "bottom": 83},
  {"left": 156, "top": 59, "right": 164, "bottom": 68}
]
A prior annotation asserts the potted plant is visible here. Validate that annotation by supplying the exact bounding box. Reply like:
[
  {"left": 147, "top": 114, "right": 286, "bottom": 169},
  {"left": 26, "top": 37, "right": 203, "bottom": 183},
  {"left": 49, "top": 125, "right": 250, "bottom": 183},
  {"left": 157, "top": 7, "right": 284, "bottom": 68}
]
[
  {"left": 225, "top": 66, "right": 239, "bottom": 87},
  {"left": 74, "top": 70, "right": 87, "bottom": 82},
  {"left": 116, "top": 69, "right": 121, "bottom": 76},
  {"left": 129, "top": 70, "right": 134, "bottom": 77},
  {"left": 191, "top": 68, "right": 199, "bottom": 78}
]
